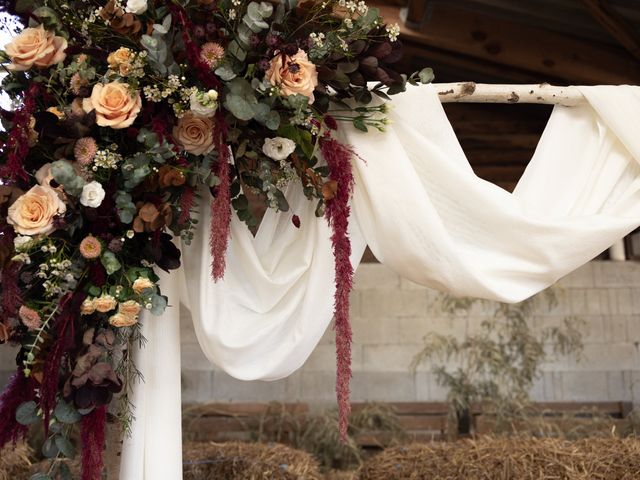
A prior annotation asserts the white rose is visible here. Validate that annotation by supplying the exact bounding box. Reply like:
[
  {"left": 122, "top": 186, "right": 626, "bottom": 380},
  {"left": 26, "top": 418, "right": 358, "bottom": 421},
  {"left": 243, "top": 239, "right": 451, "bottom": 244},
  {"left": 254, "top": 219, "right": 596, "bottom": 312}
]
[
  {"left": 13, "top": 235, "right": 33, "bottom": 251},
  {"left": 125, "top": 0, "right": 148, "bottom": 14},
  {"left": 189, "top": 90, "right": 219, "bottom": 117},
  {"left": 80, "top": 181, "right": 106, "bottom": 208},
  {"left": 262, "top": 137, "right": 296, "bottom": 161}
]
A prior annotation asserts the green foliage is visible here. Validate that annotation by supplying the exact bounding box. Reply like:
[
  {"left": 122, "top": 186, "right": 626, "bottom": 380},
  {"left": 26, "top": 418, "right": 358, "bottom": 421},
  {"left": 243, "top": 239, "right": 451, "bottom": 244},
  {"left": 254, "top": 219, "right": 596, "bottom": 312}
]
[
  {"left": 51, "top": 160, "right": 85, "bottom": 197},
  {"left": 411, "top": 289, "right": 585, "bottom": 435},
  {"left": 141, "top": 14, "right": 179, "bottom": 76}
]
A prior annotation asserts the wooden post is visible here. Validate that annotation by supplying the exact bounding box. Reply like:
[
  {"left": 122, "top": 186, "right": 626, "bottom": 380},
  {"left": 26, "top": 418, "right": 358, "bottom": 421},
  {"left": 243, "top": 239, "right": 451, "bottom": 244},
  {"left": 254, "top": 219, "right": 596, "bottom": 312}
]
[
  {"left": 104, "top": 420, "right": 123, "bottom": 480},
  {"left": 401, "top": 0, "right": 432, "bottom": 30},
  {"left": 609, "top": 239, "right": 627, "bottom": 261}
]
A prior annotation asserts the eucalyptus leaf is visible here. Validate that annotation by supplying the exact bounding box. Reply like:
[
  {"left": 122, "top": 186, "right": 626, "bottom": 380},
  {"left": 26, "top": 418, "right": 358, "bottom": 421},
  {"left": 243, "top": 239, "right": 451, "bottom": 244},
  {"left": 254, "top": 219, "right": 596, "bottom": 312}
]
[
  {"left": 215, "top": 65, "right": 237, "bottom": 81},
  {"left": 16, "top": 401, "right": 39, "bottom": 425},
  {"left": 418, "top": 67, "right": 435, "bottom": 84},
  {"left": 54, "top": 400, "right": 81, "bottom": 424},
  {"left": 55, "top": 435, "right": 76, "bottom": 459},
  {"left": 225, "top": 95, "right": 256, "bottom": 121},
  {"left": 30, "top": 474, "right": 52, "bottom": 480},
  {"left": 150, "top": 294, "right": 168, "bottom": 316},
  {"left": 101, "top": 251, "right": 122, "bottom": 275},
  {"left": 42, "top": 436, "right": 60, "bottom": 459}
]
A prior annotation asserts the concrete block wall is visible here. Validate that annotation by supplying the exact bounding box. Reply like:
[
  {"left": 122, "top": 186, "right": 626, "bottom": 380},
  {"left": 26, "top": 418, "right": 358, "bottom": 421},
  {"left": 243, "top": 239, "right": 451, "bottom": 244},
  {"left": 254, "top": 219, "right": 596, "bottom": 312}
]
[
  {"left": 2, "top": 261, "right": 640, "bottom": 406},
  {"left": 179, "top": 261, "right": 640, "bottom": 406}
]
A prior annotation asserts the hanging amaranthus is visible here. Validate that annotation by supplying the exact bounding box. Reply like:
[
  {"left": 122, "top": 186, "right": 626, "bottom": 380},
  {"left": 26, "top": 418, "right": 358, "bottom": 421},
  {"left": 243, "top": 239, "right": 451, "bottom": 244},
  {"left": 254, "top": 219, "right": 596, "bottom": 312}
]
[
  {"left": 320, "top": 136, "right": 356, "bottom": 441},
  {"left": 80, "top": 405, "right": 107, "bottom": 480},
  {"left": 209, "top": 113, "right": 231, "bottom": 280}
]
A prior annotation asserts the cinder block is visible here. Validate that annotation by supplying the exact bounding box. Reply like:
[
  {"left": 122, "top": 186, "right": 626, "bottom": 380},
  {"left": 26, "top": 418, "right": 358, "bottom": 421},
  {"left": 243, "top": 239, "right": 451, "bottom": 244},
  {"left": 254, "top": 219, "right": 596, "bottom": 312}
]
[
  {"left": 607, "top": 371, "right": 633, "bottom": 401},
  {"left": 182, "top": 370, "right": 214, "bottom": 403},
  {"left": 360, "top": 290, "right": 428, "bottom": 318},
  {"left": 559, "top": 371, "right": 609, "bottom": 401},
  {"left": 0, "top": 345, "right": 18, "bottom": 365},
  {"left": 415, "top": 372, "right": 449, "bottom": 401},
  {"left": 542, "top": 372, "right": 563, "bottom": 401},
  {"left": 362, "top": 345, "right": 419, "bottom": 372},
  {"left": 353, "top": 263, "right": 400, "bottom": 290},
  {"left": 181, "top": 342, "right": 216, "bottom": 371},
  {"left": 351, "top": 371, "right": 416, "bottom": 402},
  {"left": 602, "top": 316, "right": 629, "bottom": 343},
  {"left": 304, "top": 343, "right": 363, "bottom": 372},
  {"left": 570, "top": 343, "right": 637, "bottom": 371},
  {"left": 558, "top": 263, "right": 595, "bottom": 288},
  {"left": 570, "top": 289, "right": 602, "bottom": 315},
  {"left": 626, "top": 316, "right": 640, "bottom": 344},
  {"left": 529, "top": 376, "right": 546, "bottom": 402},
  {"left": 349, "top": 290, "right": 361, "bottom": 317},
  {"left": 211, "top": 371, "right": 287, "bottom": 402},
  {"left": 594, "top": 262, "right": 640, "bottom": 288},
  {"left": 300, "top": 371, "right": 339, "bottom": 403},
  {"left": 351, "top": 315, "right": 388, "bottom": 345},
  {"left": 614, "top": 289, "right": 634, "bottom": 315}
]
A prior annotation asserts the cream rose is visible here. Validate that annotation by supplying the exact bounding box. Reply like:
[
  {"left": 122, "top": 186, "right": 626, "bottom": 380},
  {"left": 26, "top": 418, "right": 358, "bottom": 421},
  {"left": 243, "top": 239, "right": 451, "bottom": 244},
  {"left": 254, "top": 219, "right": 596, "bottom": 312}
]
[
  {"left": 94, "top": 295, "right": 117, "bottom": 313},
  {"left": 4, "top": 24, "right": 67, "bottom": 71},
  {"left": 107, "top": 47, "right": 134, "bottom": 76},
  {"left": 266, "top": 49, "right": 318, "bottom": 104},
  {"left": 133, "top": 277, "right": 154, "bottom": 294},
  {"left": 118, "top": 300, "right": 142, "bottom": 319},
  {"left": 82, "top": 82, "right": 142, "bottom": 129},
  {"left": 109, "top": 313, "right": 138, "bottom": 328},
  {"left": 80, "top": 298, "right": 97, "bottom": 315},
  {"left": 172, "top": 112, "right": 215, "bottom": 155},
  {"left": 7, "top": 185, "right": 66, "bottom": 236}
]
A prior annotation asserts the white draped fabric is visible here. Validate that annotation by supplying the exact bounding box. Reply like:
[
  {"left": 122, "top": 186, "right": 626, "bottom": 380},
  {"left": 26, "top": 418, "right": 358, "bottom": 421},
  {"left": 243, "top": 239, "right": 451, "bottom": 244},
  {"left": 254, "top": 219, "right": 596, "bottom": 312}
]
[{"left": 121, "top": 84, "right": 640, "bottom": 479}]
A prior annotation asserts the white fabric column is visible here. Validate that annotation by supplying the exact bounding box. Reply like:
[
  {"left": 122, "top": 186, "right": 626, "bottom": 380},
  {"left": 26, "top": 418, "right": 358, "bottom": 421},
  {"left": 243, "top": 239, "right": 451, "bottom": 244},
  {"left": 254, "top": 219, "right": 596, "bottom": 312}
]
[{"left": 119, "top": 268, "right": 183, "bottom": 480}]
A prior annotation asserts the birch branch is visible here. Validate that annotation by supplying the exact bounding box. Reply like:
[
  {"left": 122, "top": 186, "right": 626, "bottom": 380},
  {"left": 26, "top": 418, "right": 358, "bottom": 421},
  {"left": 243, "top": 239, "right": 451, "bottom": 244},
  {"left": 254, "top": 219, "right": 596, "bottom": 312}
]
[{"left": 434, "top": 83, "right": 586, "bottom": 106}]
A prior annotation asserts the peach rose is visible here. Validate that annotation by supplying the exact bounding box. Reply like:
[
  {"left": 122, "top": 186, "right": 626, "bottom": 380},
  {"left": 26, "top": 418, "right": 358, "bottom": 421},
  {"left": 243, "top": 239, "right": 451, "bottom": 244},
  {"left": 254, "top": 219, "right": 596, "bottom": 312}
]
[
  {"left": 266, "top": 49, "right": 318, "bottom": 104},
  {"left": 80, "top": 298, "right": 97, "bottom": 315},
  {"left": 82, "top": 82, "right": 142, "bottom": 129},
  {"left": 172, "top": 112, "right": 215, "bottom": 155},
  {"left": 118, "top": 300, "right": 142, "bottom": 319},
  {"left": 109, "top": 313, "right": 138, "bottom": 328},
  {"left": 4, "top": 24, "right": 67, "bottom": 71},
  {"left": 94, "top": 295, "right": 117, "bottom": 313},
  {"left": 107, "top": 47, "right": 134, "bottom": 76},
  {"left": 7, "top": 185, "right": 66, "bottom": 236},
  {"left": 133, "top": 277, "right": 154, "bottom": 294}
]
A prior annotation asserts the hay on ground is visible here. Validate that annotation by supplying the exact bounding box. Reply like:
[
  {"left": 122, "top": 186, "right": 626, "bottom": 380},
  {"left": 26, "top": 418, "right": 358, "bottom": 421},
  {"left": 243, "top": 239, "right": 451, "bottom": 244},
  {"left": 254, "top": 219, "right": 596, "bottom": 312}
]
[
  {"left": 0, "top": 443, "right": 32, "bottom": 480},
  {"left": 356, "top": 436, "right": 640, "bottom": 480},
  {"left": 183, "top": 441, "right": 323, "bottom": 480}
]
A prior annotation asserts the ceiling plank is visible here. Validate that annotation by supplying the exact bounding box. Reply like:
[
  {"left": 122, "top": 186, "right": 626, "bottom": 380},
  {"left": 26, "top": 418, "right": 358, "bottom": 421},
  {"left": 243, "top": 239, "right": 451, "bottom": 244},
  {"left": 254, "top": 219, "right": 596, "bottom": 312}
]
[
  {"left": 580, "top": 0, "right": 640, "bottom": 62},
  {"left": 376, "top": 2, "right": 640, "bottom": 84}
]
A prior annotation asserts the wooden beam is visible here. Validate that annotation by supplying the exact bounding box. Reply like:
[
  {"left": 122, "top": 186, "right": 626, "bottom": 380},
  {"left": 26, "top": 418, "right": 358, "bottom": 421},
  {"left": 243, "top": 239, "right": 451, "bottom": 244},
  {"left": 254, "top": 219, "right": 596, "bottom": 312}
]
[
  {"left": 374, "top": 2, "right": 640, "bottom": 84},
  {"left": 580, "top": 0, "right": 640, "bottom": 63},
  {"left": 434, "top": 83, "right": 585, "bottom": 106}
]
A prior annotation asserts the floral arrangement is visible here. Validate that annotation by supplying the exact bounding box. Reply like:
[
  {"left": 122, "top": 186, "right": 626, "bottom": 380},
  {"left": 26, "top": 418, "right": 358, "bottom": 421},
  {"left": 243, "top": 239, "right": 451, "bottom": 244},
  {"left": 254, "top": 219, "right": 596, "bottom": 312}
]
[{"left": 0, "top": 0, "right": 432, "bottom": 477}]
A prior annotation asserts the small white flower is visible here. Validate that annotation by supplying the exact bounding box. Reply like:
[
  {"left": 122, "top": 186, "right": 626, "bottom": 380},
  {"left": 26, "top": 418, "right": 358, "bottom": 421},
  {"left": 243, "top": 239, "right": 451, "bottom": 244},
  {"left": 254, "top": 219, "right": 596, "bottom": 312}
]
[
  {"left": 228, "top": 8, "right": 237, "bottom": 19},
  {"left": 386, "top": 23, "right": 400, "bottom": 42},
  {"left": 80, "top": 181, "right": 106, "bottom": 208},
  {"left": 125, "top": 0, "right": 148, "bottom": 15},
  {"left": 263, "top": 137, "right": 296, "bottom": 161},
  {"left": 13, "top": 235, "right": 32, "bottom": 251},
  {"left": 189, "top": 89, "right": 219, "bottom": 117}
]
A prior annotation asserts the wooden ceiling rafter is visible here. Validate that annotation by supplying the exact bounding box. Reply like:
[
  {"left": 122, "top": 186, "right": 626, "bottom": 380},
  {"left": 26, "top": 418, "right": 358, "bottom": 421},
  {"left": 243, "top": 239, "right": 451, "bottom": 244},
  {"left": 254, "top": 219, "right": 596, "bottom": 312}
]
[
  {"left": 580, "top": 0, "right": 640, "bottom": 63},
  {"left": 377, "top": 2, "right": 640, "bottom": 84}
]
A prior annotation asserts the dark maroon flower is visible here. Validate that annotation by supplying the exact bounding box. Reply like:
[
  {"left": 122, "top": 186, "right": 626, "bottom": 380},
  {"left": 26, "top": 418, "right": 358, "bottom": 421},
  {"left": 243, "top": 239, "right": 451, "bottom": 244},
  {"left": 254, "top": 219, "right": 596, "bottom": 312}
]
[
  {"left": 258, "top": 59, "right": 270, "bottom": 71},
  {"left": 266, "top": 33, "right": 280, "bottom": 47},
  {"left": 324, "top": 115, "right": 338, "bottom": 131},
  {"left": 249, "top": 34, "right": 260, "bottom": 48},
  {"left": 194, "top": 25, "right": 206, "bottom": 37},
  {"left": 205, "top": 22, "right": 217, "bottom": 34},
  {"left": 107, "top": 238, "right": 124, "bottom": 253},
  {"left": 292, "top": 215, "right": 301, "bottom": 228}
]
